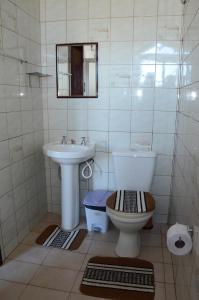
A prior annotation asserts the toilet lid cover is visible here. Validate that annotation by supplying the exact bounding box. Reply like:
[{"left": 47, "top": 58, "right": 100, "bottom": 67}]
[{"left": 106, "top": 190, "right": 155, "bottom": 214}]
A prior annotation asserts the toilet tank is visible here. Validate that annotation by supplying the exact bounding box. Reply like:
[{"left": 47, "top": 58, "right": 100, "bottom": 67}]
[{"left": 112, "top": 150, "right": 156, "bottom": 191}]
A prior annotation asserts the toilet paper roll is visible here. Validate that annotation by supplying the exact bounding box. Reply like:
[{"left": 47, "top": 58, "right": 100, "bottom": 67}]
[{"left": 167, "top": 223, "right": 192, "bottom": 256}]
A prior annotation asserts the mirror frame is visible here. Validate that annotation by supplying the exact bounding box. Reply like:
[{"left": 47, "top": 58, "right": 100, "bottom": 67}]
[{"left": 56, "top": 42, "right": 98, "bottom": 98}]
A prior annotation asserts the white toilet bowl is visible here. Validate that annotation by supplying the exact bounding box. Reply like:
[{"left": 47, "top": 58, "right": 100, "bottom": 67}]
[
  {"left": 108, "top": 150, "right": 156, "bottom": 257},
  {"left": 107, "top": 206, "right": 154, "bottom": 257}
]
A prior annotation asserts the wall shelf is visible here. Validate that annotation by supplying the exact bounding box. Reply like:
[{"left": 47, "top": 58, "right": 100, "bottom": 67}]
[
  {"left": 26, "top": 72, "right": 52, "bottom": 77},
  {"left": 26, "top": 72, "right": 52, "bottom": 87}
]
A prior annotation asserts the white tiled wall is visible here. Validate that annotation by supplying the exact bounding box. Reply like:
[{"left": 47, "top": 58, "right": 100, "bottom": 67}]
[
  {"left": 170, "top": 0, "right": 199, "bottom": 299},
  {"left": 41, "top": 0, "right": 182, "bottom": 222},
  {"left": 0, "top": 0, "right": 47, "bottom": 259}
]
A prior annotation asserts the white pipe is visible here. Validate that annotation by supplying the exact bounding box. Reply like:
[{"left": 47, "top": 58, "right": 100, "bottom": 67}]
[{"left": 81, "top": 160, "right": 93, "bottom": 179}]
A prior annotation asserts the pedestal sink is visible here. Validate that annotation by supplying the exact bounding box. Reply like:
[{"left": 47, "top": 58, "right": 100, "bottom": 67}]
[{"left": 43, "top": 142, "right": 95, "bottom": 230}]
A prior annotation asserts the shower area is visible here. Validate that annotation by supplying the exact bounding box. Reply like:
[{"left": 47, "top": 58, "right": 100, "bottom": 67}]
[{"left": 170, "top": 0, "right": 199, "bottom": 299}]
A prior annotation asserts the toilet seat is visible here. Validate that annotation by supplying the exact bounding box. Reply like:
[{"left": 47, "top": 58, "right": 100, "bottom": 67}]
[{"left": 106, "top": 191, "right": 155, "bottom": 217}]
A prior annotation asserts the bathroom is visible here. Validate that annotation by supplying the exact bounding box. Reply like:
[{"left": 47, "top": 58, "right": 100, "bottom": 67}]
[{"left": 0, "top": 0, "right": 198, "bottom": 299}]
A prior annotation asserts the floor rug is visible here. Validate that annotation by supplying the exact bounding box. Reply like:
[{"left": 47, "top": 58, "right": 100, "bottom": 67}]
[
  {"left": 36, "top": 225, "right": 87, "bottom": 250},
  {"left": 80, "top": 256, "right": 155, "bottom": 300}
]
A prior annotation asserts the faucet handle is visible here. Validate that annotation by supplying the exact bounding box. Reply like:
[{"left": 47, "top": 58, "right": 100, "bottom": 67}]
[
  {"left": 61, "top": 135, "right": 67, "bottom": 144},
  {"left": 71, "top": 138, "right": 76, "bottom": 144},
  {"left": 81, "top": 137, "right": 86, "bottom": 145}
]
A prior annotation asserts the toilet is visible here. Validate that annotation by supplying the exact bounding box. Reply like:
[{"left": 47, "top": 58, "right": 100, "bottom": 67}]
[{"left": 106, "top": 150, "right": 156, "bottom": 257}]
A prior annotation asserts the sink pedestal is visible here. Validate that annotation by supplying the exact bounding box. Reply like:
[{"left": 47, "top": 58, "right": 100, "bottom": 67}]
[
  {"left": 43, "top": 142, "right": 95, "bottom": 231},
  {"left": 61, "top": 164, "right": 79, "bottom": 230}
]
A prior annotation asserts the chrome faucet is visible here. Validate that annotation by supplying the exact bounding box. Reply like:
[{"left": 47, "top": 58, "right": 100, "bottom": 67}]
[
  {"left": 71, "top": 139, "right": 76, "bottom": 144},
  {"left": 61, "top": 135, "right": 67, "bottom": 144},
  {"left": 81, "top": 137, "right": 86, "bottom": 146}
]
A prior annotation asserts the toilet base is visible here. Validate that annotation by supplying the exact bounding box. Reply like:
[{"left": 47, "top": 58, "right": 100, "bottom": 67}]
[{"left": 115, "top": 231, "right": 141, "bottom": 257}]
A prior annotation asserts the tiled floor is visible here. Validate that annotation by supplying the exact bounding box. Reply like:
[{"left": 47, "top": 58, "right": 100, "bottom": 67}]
[{"left": 0, "top": 213, "right": 176, "bottom": 300}]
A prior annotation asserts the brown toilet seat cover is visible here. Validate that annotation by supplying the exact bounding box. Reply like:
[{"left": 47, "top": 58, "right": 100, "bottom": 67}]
[{"left": 106, "top": 191, "right": 155, "bottom": 214}]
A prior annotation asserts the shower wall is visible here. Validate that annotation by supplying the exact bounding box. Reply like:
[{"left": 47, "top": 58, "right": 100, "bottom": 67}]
[
  {"left": 0, "top": 0, "right": 47, "bottom": 259},
  {"left": 170, "top": 0, "right": 199, "bottom": 299}
]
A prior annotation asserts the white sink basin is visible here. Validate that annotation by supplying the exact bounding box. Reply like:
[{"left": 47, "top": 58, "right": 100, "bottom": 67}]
[
  {"left": 43, "top": 141, "right": 95, "bottom": 231},
  {"left": 43, "top": 142, "right": 95, "bottom": 164}
]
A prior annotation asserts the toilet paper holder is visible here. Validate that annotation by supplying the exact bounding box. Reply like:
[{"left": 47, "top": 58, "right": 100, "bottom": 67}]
[
  {"left": 175, "top": 226, "right": 193, "bottom": 249},
  {"left": 187, "top": 226, "right": 194, "bottom": 237}
]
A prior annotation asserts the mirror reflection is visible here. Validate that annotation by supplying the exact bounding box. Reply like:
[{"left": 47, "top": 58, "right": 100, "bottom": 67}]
[{"left": 56, "top": 43, "right": 98, "bottom": 98}]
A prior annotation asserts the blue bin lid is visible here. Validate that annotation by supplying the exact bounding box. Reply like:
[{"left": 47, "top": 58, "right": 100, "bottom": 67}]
[{"left": 83, "top": 190, "right": 112, "bottom": 207}]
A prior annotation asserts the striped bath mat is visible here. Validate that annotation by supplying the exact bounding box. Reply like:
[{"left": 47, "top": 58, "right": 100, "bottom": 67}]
[
  {"left": 36, "top": 225, "right": 87, "bottom": 250},
  {"left": 80, "top": 256, "right": 155, "bottom": 300}
]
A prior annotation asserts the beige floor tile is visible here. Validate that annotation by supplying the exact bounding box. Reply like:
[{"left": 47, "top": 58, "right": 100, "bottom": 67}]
[
  {"left": 0, "top": 280, "right": 25, "bottom": 300},
  {"left": 31, "top": 222, "right": 51, "bottom": 233},
  {"left": 68, "top": 293, "right": 107, "bottom": 300},
  {"left": 141, "top": 233, "right": 162, "bottom": 247},
  {"left": 139, "top": 246, "right": 163, "bottom": 262},
  {"left": 30, "top": 265, "right": 78, "bottom": 291},
  {"left": 43, "top": 249, "right": 86, "bottom": 270},
  {"left": 9, "top": 244, "right": 49, "bottom": 265},
  {"left": 161, "top": 235, "right": 167, "bottom": 247},
  {"left": 155, "top": 282, "right": 166, "bottom": 300},
  {"left": 21, "top": 232, "right": 39, "bottom": 246},
  {"left": 142, "top": 223, "right": 161, "bottom": 234},
  {"left": 19, "top": 285, "right": 68, "bottom": 300},
  {"left": 165, "top": 283, "right": 176, "bottom": 300},
  {"left": 0, "top": 260, "right": 39, "bottom": 284},
  {"left": 72, "top": 271, "right": 84, "bottom": 293},
  {"left": 88, "top": 241, "right": 116, "bottom": 256},
  {"left": 154, "top": 262, "right": 165, "bottom": 283},
  {"left": 80, "top": 254, "right": 94, "bottom": 271},
  {"left": 164, "top": 263, "right": 174, "bottom": 283},
  {"left": 41, "top": 213, "right": 61, "bottom": 224},
  {"left": 163, "top": 247, "right": 172, "bottom": 264},
  {"left": 73, "top": 238, "right": 92, "bottom": 254},
  {"left": 91, "top": 228, "right": 119, "bottom": 243},
  {"left": 161, "top": 224, "right": 169, "bottom": 235}
]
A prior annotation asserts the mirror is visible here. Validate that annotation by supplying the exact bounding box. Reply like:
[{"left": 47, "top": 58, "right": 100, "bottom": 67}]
[{"left": 56, "top": 43, "right": 98, "bottom": 98}]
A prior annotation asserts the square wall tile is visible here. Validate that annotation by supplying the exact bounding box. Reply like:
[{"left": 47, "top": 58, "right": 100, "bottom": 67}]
[
  {"left": 111, "top": 0, "right": 134, "bottom": 17},
  {"left": 0, "top": 140, "right": 10, "bottom": 169},
  {"left": 134, "top": 17, "right": 157, "bottom": 41},
  {"left": 111, "top": 18, "right": 133, "bottom": 41},
  {"left": 67, "top": 20, "right": 88, "bottom": 43},
  {"left": 89, "top": 19, "right": 110, "bottom": 42},
  {"left": 67, "top": 0, "right": 88, "bottom": 20},
  {"left": 132, "top": 88, "right": 154, "bottom": 111},
  {"left": 158, "top": 0, "right": 183, "bottom": 16},
  {"left": 152, "top": 133, "right": 175, "bottom": 155},
  {"left": 132, "top": 65, "right": 156, "bottom": 88},
  {"left": 110, "top": 65, "right": 132, "bottom": 88},
  {"left": 131, "top": 111, "right": 153, "bottom": 133},
  {"left": 89, "top": 0, "right": 110, "bottom": 19},
  {"left": 0, "top": 167, "right": 12, "bottom": 197},
  {"left": 88, "top": 110, "right": 109, "bottom": 131},
  {"left": 109, "top": 110, "right": 131, "bottom": 132},
  {"left": 155, "top": 65, "right": 179, "bottom": 88},
  {"left": 110, "top": 88, "right": 132, "bottom": 110},
  {"left": 46, "top": 21, "right": 66, "bottom": 44},
  {"left": 134, "top": 0, "right": 158, "bottom": 16},
  {"left": 154, "top": 88, "right": 177, "bottom": 111},
  {"left": 133, "top": 41, "right": 156, "bottom": 65},
  {"left": 110, "top": 42, "right": 133, "bottom": 65},
  {"left": 45, "top": 0, "right": 66, "bottom": 21},
  {"left": 153, "top": 111, "right": 176, "bottom": 133},
  {"left": 68, "top": 110, "right": 88, "bottom": 131},
  {"left": 109, "top": 132, "right": 130, "bottom": 151},
  {"left": 157, "top": 16, "right": 181, "bottom": 41}
]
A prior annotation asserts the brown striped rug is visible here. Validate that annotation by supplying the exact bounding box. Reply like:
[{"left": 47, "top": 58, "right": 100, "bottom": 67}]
[
  {"left": 36, "top": 225, "right": 87, "bottom": 250},
  {"left": 80, "top": 256, "right": 155, "bottom": 300}
]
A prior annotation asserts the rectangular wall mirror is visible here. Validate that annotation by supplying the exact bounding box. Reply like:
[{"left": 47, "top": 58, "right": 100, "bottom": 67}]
[{"left": 56, "top": 43, "right": 98, "bottom": 98}]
